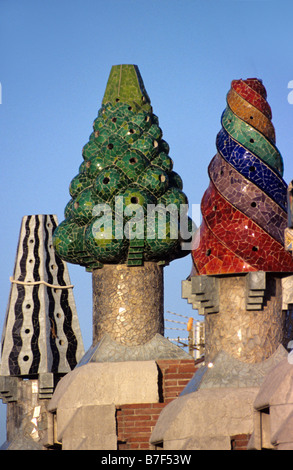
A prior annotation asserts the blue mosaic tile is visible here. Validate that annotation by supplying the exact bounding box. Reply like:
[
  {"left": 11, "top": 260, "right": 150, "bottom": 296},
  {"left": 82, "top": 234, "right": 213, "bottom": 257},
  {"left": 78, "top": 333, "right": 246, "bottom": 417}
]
[{"left": 216, "top": 128, "right": 287, "bottom": 211}]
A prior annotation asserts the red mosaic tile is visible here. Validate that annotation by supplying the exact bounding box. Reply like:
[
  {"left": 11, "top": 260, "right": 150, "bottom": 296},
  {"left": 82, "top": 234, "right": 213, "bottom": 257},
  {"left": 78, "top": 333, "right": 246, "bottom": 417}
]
[
  {"left": 192, "top": 78, "right": 292, "bottom": 276},
  {"left": 193, "top": 182, "right": 293, "bottom": 274},
  {"left": 231, "top": 79, "right": 272, "bottom": 119}
]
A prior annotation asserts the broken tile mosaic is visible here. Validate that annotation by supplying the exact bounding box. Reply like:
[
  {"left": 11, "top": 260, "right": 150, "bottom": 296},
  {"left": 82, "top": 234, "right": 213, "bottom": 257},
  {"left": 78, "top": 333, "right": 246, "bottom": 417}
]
[
  {"left": 192, "top": 78, "right": 293, "bottom": 275},
  {"left": 53, "top": 65, "right": 193, "bottom": 269}
]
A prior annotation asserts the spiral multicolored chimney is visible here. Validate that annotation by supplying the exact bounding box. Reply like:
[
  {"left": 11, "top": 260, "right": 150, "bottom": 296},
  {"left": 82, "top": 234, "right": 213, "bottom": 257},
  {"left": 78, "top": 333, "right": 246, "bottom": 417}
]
[{"left": 192, "top": 78, "right": 293, "bottom": 275}]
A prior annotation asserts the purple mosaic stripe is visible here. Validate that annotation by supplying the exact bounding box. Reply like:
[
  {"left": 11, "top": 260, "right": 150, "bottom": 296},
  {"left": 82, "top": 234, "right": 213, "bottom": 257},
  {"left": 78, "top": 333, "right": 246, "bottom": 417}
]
[
  {"left": 208, "top": 153, "right": 287, "bottom": 245},
  {"left": 216, "top": 128, "right": 287, "bottom": 211}
]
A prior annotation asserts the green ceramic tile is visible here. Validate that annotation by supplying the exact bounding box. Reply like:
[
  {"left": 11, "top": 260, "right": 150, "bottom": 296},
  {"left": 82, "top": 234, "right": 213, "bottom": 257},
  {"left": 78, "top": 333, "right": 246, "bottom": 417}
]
[
  {"left": 53, "top": 65, "right": 192, "bottom": 269},
  {"left": 222, "top": 106, "right": 283, "bottom": 174}
]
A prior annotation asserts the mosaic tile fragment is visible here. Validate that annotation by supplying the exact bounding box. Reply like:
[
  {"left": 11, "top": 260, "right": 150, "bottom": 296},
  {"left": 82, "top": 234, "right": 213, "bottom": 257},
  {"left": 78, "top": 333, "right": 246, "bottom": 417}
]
[
  {"left": 208, "top": 153, "right": 287, "bottom": 244},
  {"left": 53, "top": 65, "right": 192, "bottom": 269},
  {"left": 0, "top": 215, "right": 84, "bottom": 377},
  {"left": 216, "top": 129, "right": 287, "bottom": 211},
  {"left": 192, "top": 78, "right": 293, "bottom": 275},
  {"left": 227, "top": 88, "right": 275, "bottom": 143}
]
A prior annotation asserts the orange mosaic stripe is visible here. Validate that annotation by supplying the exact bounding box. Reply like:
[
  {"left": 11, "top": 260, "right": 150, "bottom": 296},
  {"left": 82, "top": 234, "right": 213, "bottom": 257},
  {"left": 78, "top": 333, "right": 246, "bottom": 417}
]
[
  {"left": 231, "top": 79, "right": 272, "bottom": 119},
  {"left": 227, "top": 88, "right": 276, "bottom": 143},
  {"left": 191, "top": 77, "right": 289, "bottom": 276}
]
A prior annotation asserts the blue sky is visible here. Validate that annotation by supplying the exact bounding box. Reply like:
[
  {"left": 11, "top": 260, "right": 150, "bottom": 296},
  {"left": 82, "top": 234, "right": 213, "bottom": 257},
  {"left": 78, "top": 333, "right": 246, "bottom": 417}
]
[{"left": 1, "top": 0, "right": 293, "bottom": 444}]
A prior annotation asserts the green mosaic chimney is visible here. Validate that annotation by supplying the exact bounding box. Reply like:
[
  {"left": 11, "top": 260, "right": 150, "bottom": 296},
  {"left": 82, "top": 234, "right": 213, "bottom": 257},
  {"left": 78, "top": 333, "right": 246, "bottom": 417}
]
[{"left": 53, "top": 64, "right": 192, "bottom": 270}]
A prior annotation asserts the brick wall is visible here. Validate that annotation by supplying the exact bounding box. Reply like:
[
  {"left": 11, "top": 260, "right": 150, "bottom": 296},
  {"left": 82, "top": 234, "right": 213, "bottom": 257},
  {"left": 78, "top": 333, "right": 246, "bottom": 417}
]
[
  {"left": 230, "top": 434, "right": 251, "bottom": 450},
  {"left": 116, "top": 403, "right": 165, "bottom": 450},
  {"left": 116, "top": 358, "right": 198, "bottom": 450},
  {"left": 157, "top": 359, "right": 198, "bottom": 403}
]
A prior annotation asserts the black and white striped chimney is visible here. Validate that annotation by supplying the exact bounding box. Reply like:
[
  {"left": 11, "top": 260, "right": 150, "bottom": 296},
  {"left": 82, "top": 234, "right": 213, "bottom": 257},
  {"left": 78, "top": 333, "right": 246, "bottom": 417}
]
[{"left": 0, "top": 215, "right": 84, "bottom": 379}]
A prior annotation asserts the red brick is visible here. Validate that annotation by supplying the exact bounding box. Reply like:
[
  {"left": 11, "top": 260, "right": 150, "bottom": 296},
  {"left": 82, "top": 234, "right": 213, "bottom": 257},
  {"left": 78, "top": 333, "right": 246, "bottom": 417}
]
[
  {"left": 233, "top": 433, "right": 249, "bottom": 439},
  {"left": 175, "top": 372, "right": 195, "bottom": 380},
  {"left": 165, "top": 364, "right": 179, "bottom": 372},
  {"left": 122, "top": 415, "right": 139, "bottom": 422},
  {"left": 130, "top": 427, "right": 151, "bottom": 434},
  {"left": 122, "top": 420, "right": 135, "bottom": 427},
  {"left": 116, "top": 360, "right": 199, "bottom": 449},
  {"left": 118, "top": 408, "right": 135, "bottom": 415},
  {"left": 156, "top": 359, "right": 173, "bottom": 366},
  {"left": 134, "top": 408, "right": 156, "bottom": 415},
  {"left": 131, "top": 415, "right": 151, "bottom": 421},
  {"left": 230, "top": 434, "right": 250, "bottom": 450},
  {"left": 139, "top": 443, "right": 151, "bottom": 449},
  {"left": 132, "top": 431, "right": 151, "bottom": 436},
  {"left": 164, "top": 398, "right": 175, "bottom": 404},
  {"left": 164, "top": 373, "right": 184, "bottom": 379},
  {"left": 178, "top": 364, "right": 196, "bottom": 372},
  {"left": 178, "top": 379, "right": 190, "bottom": 386},
  {"left": 129, "top": 443, "right": 140, "bottom": 449},
  {"left": 120, "top": 403, "right": 150, "bottom": 409},
  {"left": 118, "top": 443, "right": 130, "bottom": 450},
  {"left": 127, "top": 436, "right": 150, "bottom": 443},
  {"left": 133, "top": 419, "right": 153, "bottom": 426},
  {"left": 179, "top": 359, "right": 196, "bottom": 364},
  {"left": 164, "top": 379, "right": 178, "bottom": 385},
  {"left": 150, "top": 402, "right": 164, "bottom": 407},
  {"left": 165, "top": 385, "right": 181, "bottom": 391},
  {"left": 149, "top": 419, "right": 161, "bottom": 427}
]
